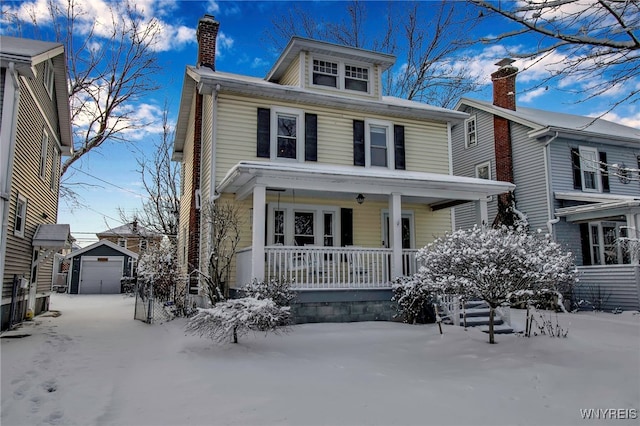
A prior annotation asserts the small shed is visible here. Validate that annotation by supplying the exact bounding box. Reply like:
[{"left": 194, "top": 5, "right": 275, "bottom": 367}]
[{"left": 65, "top": 240, "right": 138, "bottom": 294}]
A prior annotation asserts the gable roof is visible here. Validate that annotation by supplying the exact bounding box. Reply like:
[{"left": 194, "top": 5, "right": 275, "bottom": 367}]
[
  {"left": 457, "top": 97, "right": 640, "bottom": 146},
  {"left": 96, "top": 222, "right": 161, "bottom": 239},
  {"left": 0, "top": 36, "right": 73, "bottom": 154},
  {"left": 266, "top": 36, "right": 396, "bottom": 83},
  {"left": 65, "top": 239, "right": 138, "bottom": 260}
]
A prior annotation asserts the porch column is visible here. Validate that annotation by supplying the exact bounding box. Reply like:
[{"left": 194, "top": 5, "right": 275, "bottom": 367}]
[
  {"left": 475, "top": 198, "right": 489, "bottom": 227},
  {"left": 389, "top": 192, "right": 403, "bottom": 279},
  {"left": 627, "top": 213, "right": 640, "bottom": 265},
  {"left": 252, "top": 185, "right": 266, "bottom": 281}
]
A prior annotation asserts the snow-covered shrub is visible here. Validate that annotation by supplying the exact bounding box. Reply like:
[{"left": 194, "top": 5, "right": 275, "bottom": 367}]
[
  {"left": 413, "top": 225, "right": 577, "bottom": 343},
  {"left": 508, "top": 289, "right": 567, "bottom": 312},
  {"left": 241, "top": 277, "right": 296, "bottom": 308},
  {"left": 185, "top": 297, "right": 290, "bottom": 344},
  {"left": 391, "top": 276, "right": 436, "bottom": 324},
  {"left": 137, "top": 238, "right": 185, "bottom": 312}
]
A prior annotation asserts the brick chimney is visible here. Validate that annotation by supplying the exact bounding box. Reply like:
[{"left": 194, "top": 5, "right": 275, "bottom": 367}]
[
  {"left": 491, "top": 59, "right": 518, "bottom": 226},
  {"left": 491, "top": 58, "right": 517, "bottom": 111},
  {"left": 197, "top": 14, "right": 220, "bottom": 70}
]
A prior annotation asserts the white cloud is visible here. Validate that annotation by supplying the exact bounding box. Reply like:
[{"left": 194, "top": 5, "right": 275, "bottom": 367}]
[
  {"left": 518, "top": 87, "right": 547, "bottom": 103},
  {"left": 599, "top": 110, "right": 640, "bottom": 130},
  {"left": 251, "top": 57, "right": 269, "bottom": 69}
]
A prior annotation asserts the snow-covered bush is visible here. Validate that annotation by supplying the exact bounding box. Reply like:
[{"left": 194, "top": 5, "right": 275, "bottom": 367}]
[
  {"left": 401, "top": 225, "right": 577, "bottom": 343},
  {"left": 185, "top": 298, "right": 290, "bottom": 344},
  {"left": 391, "top": 276, "right": 436, "bottom": 324},
  {"left": 137, "top": 238, "right": 185, "bottom": 311},
  {"left": 241, "top": 277, "right": 296, "bottom": 308}
]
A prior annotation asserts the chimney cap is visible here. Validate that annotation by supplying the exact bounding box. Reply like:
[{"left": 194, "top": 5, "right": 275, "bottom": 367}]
[{"left": 495, "top": 58, "right": 516, "bottom": 68}]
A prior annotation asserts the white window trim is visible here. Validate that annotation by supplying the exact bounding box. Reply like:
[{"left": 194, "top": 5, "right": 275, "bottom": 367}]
[
  {"left": 578, "top": 146, "right": 601, "bottom": 193},
  {"left": 588, "top": 221, "right": 627, "bottom": 265},
  {"left": 139, "top": 239, "right": 148, "bottom": 251},
  {"left": 309, "top": 55, "right": 372, "bottom": 95},
  {"left": 464, "top": 115, "right": 477, "bottom": 148},
  {"left": 39, "top": 129, "right": 48, "bottom": 180},
  {"left": 14, "top": 194, "right": 27, "bottom": 238},
  {"left": 364, "top": 118, "right": 394, "bottom": 169},
  {"left": 267, "top": 202, "right": 340, "bottom": 246},
  {"left": 475, "top": 161, "right": 491, "bottom": 180},
  {"left": 44, "top": 59, "right": 55, "bottom": 99},
  {"left": 117, "top": 238, "right": 127, "bottom": 249},
  {"left": 270, "top": 106, "right": 305, "bottom": 163},
  {"left": 50, "top": 148, "right": 59, "bottom": 191}
]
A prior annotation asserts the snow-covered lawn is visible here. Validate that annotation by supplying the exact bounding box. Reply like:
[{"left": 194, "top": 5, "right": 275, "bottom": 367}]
[{"left": 2, "top": 294, "right": 639, "bottom": 426}]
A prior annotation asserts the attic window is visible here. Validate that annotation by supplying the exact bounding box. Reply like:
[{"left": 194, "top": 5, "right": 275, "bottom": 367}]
[
  {"left": 345, "top": 65, "right": 369, "bottom": 92},
  {"left": 465, "top": 116, "right": 477, "bottom": 148},
  {"left": 313, "top": 59, "right": 338, "bottom": 88}
]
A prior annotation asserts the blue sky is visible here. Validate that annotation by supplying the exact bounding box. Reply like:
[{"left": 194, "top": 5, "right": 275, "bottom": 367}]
[{"left": 3, "top": 0, "right": 639, "bottom": 246}]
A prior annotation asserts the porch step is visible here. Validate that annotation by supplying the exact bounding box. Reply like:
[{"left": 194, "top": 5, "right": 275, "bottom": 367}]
[
  {"left": 479, "top": 324, "right": 514, "bottom": 334},
  {"left": 437, "top": 299, "right": 514, "bottom": 334},
  {"left": 461, "top": 316, "right": 504, "bottom": 327}
]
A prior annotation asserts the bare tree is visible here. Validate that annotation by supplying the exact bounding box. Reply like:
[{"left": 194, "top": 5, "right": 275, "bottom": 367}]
[
  {"left": 119, "top": 103, "right": 180, "bottom": 240},
  {"left": 199, "top": 201, "right": 242, "bottom": 306},
  {"left": 471, "top": 0, "right": 640, "bottom": 111},
  {"left": 267, "top": 0, "right": 482, "bottom": 108},
  {"left": 4, "top": 0, "right": 163, "bottom": 176}
]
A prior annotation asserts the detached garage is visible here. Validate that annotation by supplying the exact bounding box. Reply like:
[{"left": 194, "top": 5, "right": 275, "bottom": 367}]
[{"left": 66, "top": 240, "right": 138, "bottom": 294}]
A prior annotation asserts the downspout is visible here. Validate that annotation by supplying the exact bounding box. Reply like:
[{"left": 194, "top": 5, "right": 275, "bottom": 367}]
[
  {"left": 1, "top": 63, "right": 21, "bottom": 291},
  {"left": 206, "top": 85, "right": 221, "bottom": 295},
  {"left": 447, "top": 122, "right": 456, "bottom": 230},
  {"left": 543, "top": 131, "right": 559, "bottom": 236}
]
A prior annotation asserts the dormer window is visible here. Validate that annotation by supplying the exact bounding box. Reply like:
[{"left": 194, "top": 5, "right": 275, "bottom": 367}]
[
  {"left": 345, "top": 65, "right": 369, "bottom": 92},
  {"left": 310, "top": 56, "right": 371, "bottom": 94},
  {"left": 313, "top": 59, "right": 338, "bottom": 88}
]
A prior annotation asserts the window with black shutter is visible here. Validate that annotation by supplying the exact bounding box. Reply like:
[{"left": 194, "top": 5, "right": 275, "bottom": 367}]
[
  {"left": 599, "top": 152, "right": 610, "bottom": 192},
  {"left": 571, "top": 148, "right": 581, "bottom": 189},
  {"left": 394, "top": 125, "right": 405, "bottom": 170},
  {"left": 305, "top": 113, "right": 317, "bottom": 162},
  {"left": 257, "top": 108, "right": 270, "bottom": 158},
  {"left": 353, "top": 120, "right": 365, "bottom": 166}
]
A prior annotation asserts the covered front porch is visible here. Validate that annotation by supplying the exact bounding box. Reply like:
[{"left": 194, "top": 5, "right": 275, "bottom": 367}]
[{"left": 220, "top": 161, "right": 515, "bottom": 290}]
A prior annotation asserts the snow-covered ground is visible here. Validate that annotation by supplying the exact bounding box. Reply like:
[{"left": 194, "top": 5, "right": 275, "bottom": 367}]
[{"left": 2, "top": 294, "right": 639, "bottom": 426}]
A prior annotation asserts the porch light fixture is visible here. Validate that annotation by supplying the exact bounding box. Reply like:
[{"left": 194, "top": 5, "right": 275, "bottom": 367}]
[{"left": 356, "top": 194, "right": 365, "bottom": 204}]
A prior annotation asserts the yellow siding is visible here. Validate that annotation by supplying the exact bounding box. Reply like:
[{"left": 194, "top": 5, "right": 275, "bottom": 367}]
[
  {"left": 3, "top": 72, "right": 61, "bottom": 299},
  {"left": 278, "top": 53, "right": 301, "bottom": 86},
  {"left": 214, "top": 94, "right": 450, "bottom": 184},
  {"left": 177, "top": 95, "right": 196, "bottom": 275},
  {"left": 220, "top": 193, "right": 450, "bottom": 288}
]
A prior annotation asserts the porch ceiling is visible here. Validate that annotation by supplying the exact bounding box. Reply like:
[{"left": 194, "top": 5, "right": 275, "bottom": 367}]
[
  {"left": 217, "top": 161, "right": 514, "bottom": 208},
  {"left": 556, "top": 200, "right": 640, "bottom": 223}
]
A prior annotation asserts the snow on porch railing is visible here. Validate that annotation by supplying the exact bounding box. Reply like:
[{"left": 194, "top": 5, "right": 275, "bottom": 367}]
[
  {"left": 265, "top": 246, "right": 393, "bottom": 289},
  {"left": 437, "top": 294, "right": 461, "bottom": 326}
]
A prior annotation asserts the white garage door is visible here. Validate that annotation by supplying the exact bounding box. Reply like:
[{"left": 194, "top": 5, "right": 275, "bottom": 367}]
[{"left": 80, "top": 257, "right": 123, "bottom": 294}]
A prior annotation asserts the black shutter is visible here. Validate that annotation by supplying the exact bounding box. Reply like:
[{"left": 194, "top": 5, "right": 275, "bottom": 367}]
[
  {"left": 305, "top": 113, "right": 317, "bottom": 162},
  {"left": 340, "top": 208, "right": 353, "bottom": 247},
  {"left": 394, "top": 124, "right": 405, "bottom": 170},
  {"left": 257, "top": 108, "right": 270, "bottom": 158},
  {"left": 579, "top": 223, "right": 592, "bottom": 266},
  {"left": 599, "top": 152, "right": 610, "bottom": 192},
  {"left": 571, "top": 148, "right": 581, "bottom": 189},
  {"left": 353, "top": 120, "right": 365, "bottom": 166}
]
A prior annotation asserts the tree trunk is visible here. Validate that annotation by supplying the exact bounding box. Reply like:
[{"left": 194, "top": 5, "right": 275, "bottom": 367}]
[
  {"left": 233, "top": 326, "right": 238, "bottom": 344},
  {"left": 489, "top": 306, "right": 495, "bottom": 344}
]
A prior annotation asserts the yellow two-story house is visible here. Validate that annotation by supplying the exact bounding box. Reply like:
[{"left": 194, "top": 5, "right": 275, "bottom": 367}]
[{"left": 173, "top": 15, "right": 514, "bottom": 322}]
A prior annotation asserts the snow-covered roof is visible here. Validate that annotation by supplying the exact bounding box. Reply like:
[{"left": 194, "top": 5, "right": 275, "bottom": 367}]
[
  {"left": 32, "top": 224, "right": 73, "bottom": 249},
  {"left": 556, "top": 199, "right": 640, "bottom": 223},
  {"left": 65, "top": 239, "right": 138, "bottom": 260},
  {"left": 458, "top": 98, "right": 640, "bottom": 146},
  {"left": 96, "top": 222, "right": 161, "bottom": 238},
  {"left": 0, "top": 36, "right": 73, "bottom": 154}
]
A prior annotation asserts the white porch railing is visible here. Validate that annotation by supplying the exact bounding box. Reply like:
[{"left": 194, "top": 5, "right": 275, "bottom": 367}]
[{"left": 235, "top": 246, "right": 424, "bottom": 290}]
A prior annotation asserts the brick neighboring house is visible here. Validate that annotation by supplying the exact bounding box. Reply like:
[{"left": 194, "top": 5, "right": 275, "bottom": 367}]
[
  {"left": 172, "top": 15, "right": 514, "bottom": 322},
  {"left": 1, "top": 36, "right": 73, "bottom": 330},
  {"left": 451, "top": 59, "right": 640, "bottom": 311},
  {"left": 95, "top": 220, "right": 163, "bottom": 257}
]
